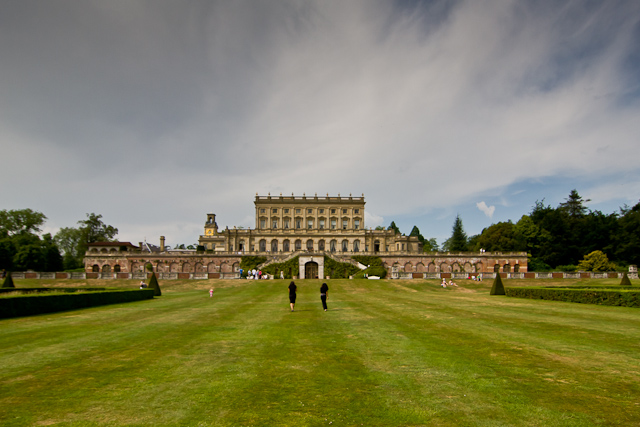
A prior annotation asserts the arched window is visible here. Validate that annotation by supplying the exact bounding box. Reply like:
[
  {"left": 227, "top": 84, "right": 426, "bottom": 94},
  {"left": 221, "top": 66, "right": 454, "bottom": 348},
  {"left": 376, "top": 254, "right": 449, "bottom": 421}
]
[
  {"left": 353, "top": 240, "right": 360, "bottom": 252},
  {"left": 283, "top": 240, "right": 290, "bottom": 252},
  {"left": 306, "top": 239, "right": 314, "bottom": 251},
  {"left": 259, "top": 239, "right": 266, "bottom": 252},
  {"left": 318, "top": 240, "right": 325, "bottom": 251},
  {"left": 113, "top": 265, "right": 121, "bottom": 273},
  {"left": 295, "top": 239, "right": 302, "bottom": 250},
  {"left": 271, "top": 239, "right": 278, "bottom": 252},
  {"left": 92, "top": 264, "right": 99, "bottom": 272},
  {"left": 330, "top": 240, "right": 337, "bottom": 252},
  {"left": 494, "top": 264, "right": 500, "bottom": 273},
  {"left": 514, "top": 264, "right": 520, "bottom": 273},
  {"left": 342, "top": 240, "right": 349, "bottom": 252},
  {"left": 102, "top": 265, "right": 111, "bottom": 273},
  {"left": 503, "top": 264, "right": 511, "bottom": 273}
]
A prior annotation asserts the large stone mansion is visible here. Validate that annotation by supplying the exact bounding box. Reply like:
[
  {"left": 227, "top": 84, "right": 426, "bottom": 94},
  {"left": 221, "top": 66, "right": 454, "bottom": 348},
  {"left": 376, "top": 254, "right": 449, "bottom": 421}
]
[
  {"left": 83, "top": 193, "right": 528, "bottom": 278},
  {"left": 198, "top": 193, "right": 421, "bottom": 255}
]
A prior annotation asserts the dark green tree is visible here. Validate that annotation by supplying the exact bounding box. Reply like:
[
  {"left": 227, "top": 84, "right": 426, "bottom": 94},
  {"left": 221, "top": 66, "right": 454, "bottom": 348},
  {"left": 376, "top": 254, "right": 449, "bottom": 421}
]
[
  {"left": 446, "top": 215, "right": 468, "bottom": 252},
  {"left": 148, "top": 272, "right": 161, "bottom": 296},
  {"left": 559, "top": 189, "right": 590, "bottom": 217},
  {"left": 473, "top": 221, "right": 526, "bottom": 252},
  {"left": 1, "top": 271, "right": 14, "bottom": 288},
  {"left": 620, "top": 272, "right": 632, "bottom": 286},
  {"left": 388, "top": 221, "right": 400, "bottom": 234},
  {"left": 490, "top": 273, "right": 505, "bottom": 295},
  {"left": 612, "top": 201, "right": 640, "bottom": 266}
]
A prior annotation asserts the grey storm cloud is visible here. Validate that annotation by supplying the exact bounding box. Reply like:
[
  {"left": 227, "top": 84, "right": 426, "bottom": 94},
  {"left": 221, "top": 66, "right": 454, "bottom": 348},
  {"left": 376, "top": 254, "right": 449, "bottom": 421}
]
[{"left": 1, "top": 0, "right": 639, "bottom": 245}]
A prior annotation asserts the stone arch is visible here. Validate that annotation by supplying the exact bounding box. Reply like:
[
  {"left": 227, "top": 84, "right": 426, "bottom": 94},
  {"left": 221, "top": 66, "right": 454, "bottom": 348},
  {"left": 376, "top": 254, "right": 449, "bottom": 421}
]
[
  {"left": 110, "top": 248, "right": 117, "bottom": 254},
  {"left": 514, "top": 264, "right": 520, "bottom": 273},
  {"left": 232, "top": 262, "right": 240, "bottom": 272},
  {"left": 170, "top": 262, "right": 180, "bottom": 272},
  {"left": 475, "top": 262, "right": 483, "bottom": 273},
  {"left": 207, "top": 262, "right": 217, "bottom": 273},
  {"left": 404, "top": 262, "right": 413, "bottom": 272},
  {"left": 102, "top": 264, "right": 111, "bottom": 273},
  {"left": 428, "top": 262, "right": 437, "bottom": 273},
  {"left": 221, "top": 262, "right": 232, "bottom": 273},
  {"left": 451, "top": 262, "right": 461, "bottom": 272},
  {"left": 440, "top": 262, "right": 451, "bottom": 272},
  {"left": 92, "top": 264, "right": 100, "bottom": 272},
  {"left": 271, "top": 239, "right": 278, "bottom": 252},
  {"left": 494, "top": 264, "right": 500, "bottom": 273},
  {"left": 114, "top": 265, "right": 121, "bottom": 273},
  {"left": 182, "top": 263, "right": 193, "bottom": 273},
  {"left": 283, "top": 239, "right": 290, "bottom": 252},
  {"left": 416, "top": 262, "right": 426, "bottom": 272},
  {"left": 100, "top": 248, "right": 108, "bottom": 254},
  {"left": 130, "top": 262, "right": 139, "bottom": 272},
  {"left": 195, "top": 262, "right": 205, "bottom": 273},
  {"left": 306, "top": 239, "right": 314, "bottom": 251},
  {"left": 503, "top": 263, "right": 511, "bottom": 273},
  {"left": 463, "top": 262, "right": 472, "bottom": 272},
  {"left": 144, "top": 262, "right": 154, "bottom": 272}
]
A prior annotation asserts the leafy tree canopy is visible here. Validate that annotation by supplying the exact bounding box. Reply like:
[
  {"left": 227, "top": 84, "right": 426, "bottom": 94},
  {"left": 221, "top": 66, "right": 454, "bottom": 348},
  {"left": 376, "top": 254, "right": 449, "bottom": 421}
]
[
  {"left": 577, "top": 250, "right": 616, "bottom": 272},
  {"left": 0, "top": 209, "right": 47, "bottom": 236}
]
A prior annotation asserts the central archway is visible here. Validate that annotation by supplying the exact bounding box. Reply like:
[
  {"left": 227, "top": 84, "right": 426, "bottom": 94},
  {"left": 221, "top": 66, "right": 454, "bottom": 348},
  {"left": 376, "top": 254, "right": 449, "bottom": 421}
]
[{"left": 305, "top": 261, "right": 318, "bottom": 279}]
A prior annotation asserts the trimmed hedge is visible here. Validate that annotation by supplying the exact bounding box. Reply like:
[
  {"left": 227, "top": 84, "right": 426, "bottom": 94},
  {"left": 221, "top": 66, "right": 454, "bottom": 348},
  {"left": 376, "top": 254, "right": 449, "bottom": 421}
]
[
  {"left": 505, "top": 287, "right": 640, "bottom": 307},
  {"left": 0, "top": 287, "right": 106, "bottom": 294},
  {"left": 0, "top": 289, "right": 156, "bottom": 319}
]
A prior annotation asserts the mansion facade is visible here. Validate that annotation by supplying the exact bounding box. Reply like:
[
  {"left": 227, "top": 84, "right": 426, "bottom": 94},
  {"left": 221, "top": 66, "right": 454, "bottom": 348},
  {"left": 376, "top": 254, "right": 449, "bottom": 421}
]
[
  {"left": 83, "top": 193, "right": 528, "bottom": 277},
  {"left": 198, "top": 193, "right": 422, "bottom": 255}
]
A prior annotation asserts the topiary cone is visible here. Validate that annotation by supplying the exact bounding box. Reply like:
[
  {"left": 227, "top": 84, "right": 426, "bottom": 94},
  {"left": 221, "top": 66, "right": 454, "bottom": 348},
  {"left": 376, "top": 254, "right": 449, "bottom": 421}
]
[
  {"left": 620, "top": 272, "right": 632, "bottom": 286},
  {"left": 148, "top": 272, "right": 161, "bottom": 296},
  {"left": 1, "top": 272, "right": 14, "bottom": 288},
  {"left": 490, "top": 273, "right": 505, "bottom": 295}
]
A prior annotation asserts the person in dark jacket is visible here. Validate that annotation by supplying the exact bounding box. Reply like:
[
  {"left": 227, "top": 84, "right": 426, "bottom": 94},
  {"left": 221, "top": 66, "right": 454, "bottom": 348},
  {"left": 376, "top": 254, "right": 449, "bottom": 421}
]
[
  {"left": 288, "top": 281, "right": 297, "bottom": 311},
  {"left": 320, "top": 282, "right": 329, "bottom": 311}
]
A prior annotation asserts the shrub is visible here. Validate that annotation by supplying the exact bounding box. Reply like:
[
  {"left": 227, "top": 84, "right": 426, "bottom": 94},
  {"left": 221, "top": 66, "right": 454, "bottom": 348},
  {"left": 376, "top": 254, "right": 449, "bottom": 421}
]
[
  {"left": 240, "top": 256, "right": 268, "bottom": 273},
  {"left": 324, "top": 256, "right": 360, "bottom": 279},
  {"left": 261, "top": 257, "right": 299, "bottom": 279},
  {"left": 620, "top": 272, "right": 632, "bottom": 286},
  {"left": 490, "top": 274, "right": 505, "bottom": 295},
  {"left": 1, "top": 272, "right": 14, "bottom": 288},
  {"left": 148, "top": 272, "right": 161, "bottom": 296},
  {"left": 352, "top": 255, "right": 387, "bottom": 279},
  {"left": 555, "top": 265, "right": 577, "bottom": 272}
]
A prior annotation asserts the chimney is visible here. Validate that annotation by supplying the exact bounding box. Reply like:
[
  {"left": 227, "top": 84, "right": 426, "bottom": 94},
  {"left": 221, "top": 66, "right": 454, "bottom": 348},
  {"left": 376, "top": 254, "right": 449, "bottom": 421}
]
[{"left": 160, "top": 236, "right": 165, "bottom": 252}]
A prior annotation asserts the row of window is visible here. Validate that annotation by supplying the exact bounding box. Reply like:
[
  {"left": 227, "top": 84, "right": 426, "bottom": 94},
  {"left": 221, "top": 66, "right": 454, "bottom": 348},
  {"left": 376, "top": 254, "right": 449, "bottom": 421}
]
[
  {"left": 254, "top": 239, "right": 361, "bottom": 252},
  {"left": 260, "top": 218, "right": 360, "bottom": 230},
  {"left": 259, "top": 207, "right": 360, "bottom": 215}
]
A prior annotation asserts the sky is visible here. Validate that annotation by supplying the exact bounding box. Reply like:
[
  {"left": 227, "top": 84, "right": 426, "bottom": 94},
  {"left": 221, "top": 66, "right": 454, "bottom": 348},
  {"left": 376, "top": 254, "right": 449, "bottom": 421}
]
[{"left": 1, "top": 0, "right": 639, "bottom": 248}]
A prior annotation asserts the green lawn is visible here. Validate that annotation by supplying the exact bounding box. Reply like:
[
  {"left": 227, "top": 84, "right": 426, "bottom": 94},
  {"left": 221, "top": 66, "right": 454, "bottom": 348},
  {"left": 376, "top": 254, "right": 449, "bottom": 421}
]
[{"left": 1, "top": 278, "right": 639, "bottom": 426}]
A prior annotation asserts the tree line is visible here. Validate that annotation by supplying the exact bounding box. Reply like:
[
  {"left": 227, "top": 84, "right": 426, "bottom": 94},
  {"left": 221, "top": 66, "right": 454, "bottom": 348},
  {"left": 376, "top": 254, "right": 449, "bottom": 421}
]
[
  {"left": 0, "top": 210, "right": 117, "bottom": 272},
  {"left": 401, "top": 190, "right": 640, "bottom": 271}
]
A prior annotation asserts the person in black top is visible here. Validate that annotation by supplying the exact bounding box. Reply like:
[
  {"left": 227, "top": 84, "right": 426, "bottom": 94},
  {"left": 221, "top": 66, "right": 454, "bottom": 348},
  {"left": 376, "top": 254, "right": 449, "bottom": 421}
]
[
  {"left": 288, "top": 281, "right": 297, "bottom": 311},
  {"left": 320, "top": 282, "right": 329, "bottom": 311}
]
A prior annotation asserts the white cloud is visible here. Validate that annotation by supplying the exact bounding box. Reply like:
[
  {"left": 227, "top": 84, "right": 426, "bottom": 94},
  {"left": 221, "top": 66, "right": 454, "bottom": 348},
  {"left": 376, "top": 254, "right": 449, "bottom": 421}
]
[
  {"left": 476, "top": 202, "right": 496, "bottom": 219},
  {"left": 1, "top": 0, "right": 639, "bottom": 244}
]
